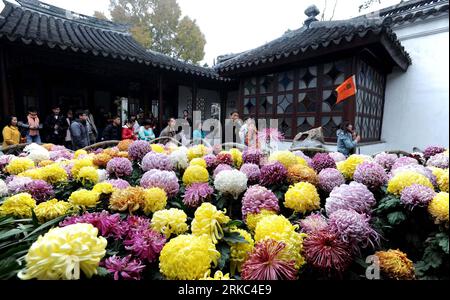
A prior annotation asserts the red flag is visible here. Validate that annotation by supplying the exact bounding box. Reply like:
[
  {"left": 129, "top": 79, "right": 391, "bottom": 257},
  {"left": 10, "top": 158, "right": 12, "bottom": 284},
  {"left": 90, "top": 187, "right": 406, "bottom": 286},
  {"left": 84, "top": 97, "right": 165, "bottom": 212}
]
[{"left": 335, "top": 75, "right": 357, "bottom": 104}]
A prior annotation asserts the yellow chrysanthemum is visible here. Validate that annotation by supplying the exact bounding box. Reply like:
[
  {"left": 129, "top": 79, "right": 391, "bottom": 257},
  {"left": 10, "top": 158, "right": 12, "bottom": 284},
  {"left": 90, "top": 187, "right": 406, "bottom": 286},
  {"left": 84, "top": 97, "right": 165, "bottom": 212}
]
[
  {"left": 245, "top": 209, "right": 276, "bottom": 231},
  {"left": 34, "top": 199, "right": 72, "bottom": 223},
  {"left": 375, "top": 249, "right": 415, "bottom": 280},
  {"left": 337, "top": 155, "right": 370, "bottom": 180},
  {"left": 187, "top": 145, "right": 209, "bottom": 161},
  {"left": 116, "top": 151, "right": 129, "bottom": 158},
  {"left": 387, "top": 171, "right": 434, "bottom": 196},
  {"left": 75, "top": 166, "right": 99, "bottom": 186},
  {"left": 18, "top": 168, "right": 43, "bottom": 180},
  {"left": 229, "top": 228, "right": 254, "bottom": 274},
  {"left": 190, "top": 158, "right": 207, "bottom": 168},
  {"left": 254, "top": 214, "right": 307, "bottom": 269},
  {"left": 93, "top": 153, "right": 112, "bottom": 168},
  {"left": 182, "top": 165, "right": 209, "bottom": 186},
  {"left": 287, "top": 164, "right": 318, "bottom": 185},
  {"left": 429, "top": 167, "right": 449, "bottom": 193},
  {"left": 92, "top": 182, "right": 115, "bottom": 195},
  {"left": 191, "top": 203, "right": 230, "bottom": 244},
  {"left": 71, "top": 158, "right": 95, "bottom": 178},
  {"left": 109, "top": 187, "right": 145, "bottom": 213},
  {"left": 159, "top": 234, "right": 220, "bottom": 280},
  {"left": 74, "top": 149, "right": 88, "bottom": 159},
  {"left": 39, "top": 163, "right": 68, "bottom": 184},
  {"left": 202, "top": 271, "right": 233, "bottom": 280},
  {"left": 229, "top": 148, "right": 243, "bottom": 168},
  {"left": 68, "top": 189, "right": 100, "bottom": 208},
  {"left": 428, "top": 192, "right": 449, "bottom": 224},
  {"left": 268, "top": 151, "right": 299, "bottom": 169},
  {"left": 38, "top": 160, "right": 54, "bottom": 168},
  {"left": 296, "top": 156, "right": 308, "bottom": 166},
  {"left": 151, "top": 208, "right": 189, "bottom": 238},
  {"left": 5, "top": 157, "right": 35, "bottom": 175},
  {"left": 284, "top": 182, "right": 321, "bottom": 214},
  {"left": 0, "top": 193, "right": 36, "bottom": 218},
  {"left": 143, "top": 187, "right": 168, "bottom": 214},
  {"left": 18, "top": 223, "right": 107, "bottom": 280},
  {"left": 151, "top": 144, "right": 165, "bottom": 153},
  {"left": 117, "top": 139, "right": 134, "bottom": 151}
]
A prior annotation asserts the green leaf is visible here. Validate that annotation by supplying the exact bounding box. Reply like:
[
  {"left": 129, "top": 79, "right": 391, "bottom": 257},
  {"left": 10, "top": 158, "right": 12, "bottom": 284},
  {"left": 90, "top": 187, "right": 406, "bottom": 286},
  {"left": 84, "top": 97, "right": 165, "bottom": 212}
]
[
  {"left": 423, "top": 247, "right": 443, "bottom": 269},
  {"left": 226, "top": 220, "right": 244, "bottom": 229},
  {"left": 437, "top": 234, "right": 449, "bottom": 254},
  {"left": 0, "top": 229, "right": 23, "bottom": 241},
  {"left": 217, "top": 243, "right": 230, "bottom": 270},
  {"left": 22, "top": 215, "right": 66, "bottom": 241},
  {"left": 387, "top": 211, "right": 407, "bottom": 226},
  {"left": 375, "top": 196, "right": 401, "bottom": 213},
  {"left": 96, "top": 267, "right": 110, "bottom": 277},
  {"left": 223, "top": 231, "right": 248, "bottom": 244},
  {"left": 0, "top": 257, "right": 21, "bottom": 280}
]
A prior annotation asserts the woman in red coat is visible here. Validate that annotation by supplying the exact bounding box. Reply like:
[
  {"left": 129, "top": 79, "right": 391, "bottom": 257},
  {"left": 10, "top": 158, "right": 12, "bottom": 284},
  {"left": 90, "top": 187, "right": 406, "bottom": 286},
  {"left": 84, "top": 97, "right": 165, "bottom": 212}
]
[{"left": 122, "top": 120, "right": 137, "bottom": 140}]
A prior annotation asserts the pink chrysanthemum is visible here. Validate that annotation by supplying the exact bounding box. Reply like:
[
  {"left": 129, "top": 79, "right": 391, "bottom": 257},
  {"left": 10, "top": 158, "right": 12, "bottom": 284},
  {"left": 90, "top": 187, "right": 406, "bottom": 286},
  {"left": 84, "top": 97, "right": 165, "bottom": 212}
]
[
  {"left": 140, "top": 169, "right": 180, "bottom": 198},
  {"left": 427, "top": 153, "right": 449, "bottom": 169},
  {"left": 260, "top": 162, "right": 287, "bottom": 187},
  {"left": 213, "top": 164, "right": 233, "bottom": 178},
  {"left": 318, "top": 168, "right": 345, "bottom": 193},
  {"left": 106, "top": 157, "right": 133, "bottom": 178},
  {"left": 312, "top": 153, "right": 336, "bottom": 173},
  {"left": 103, "top": 255, "right": 146, "bottom": 280},
  {"left": 241, "top": 185, "right": 279, "bottom": 220},
  {"left": 325, "top": 182, "right": 376, "bottom": 216},
  {"left": 0, "top": 155, "right": 14, "bottom": 171},
  {"left": 107, "top": 179, "right": 130, "bottom": 190},
  {"left": 329, "top": 152, "right": 346, "bottom": 163},
  {"left": 400, "top": 184, "right": 436, "bottom": 209},
  {"left": 49, "top": 150, "right": 73, "bottom": 161},
  {"left": 391, "top": 157, "right": 418, "bottom": 171},
  {"left": 124, "top": 226, "right": 166, "bottom": 263},
  {"left": 240, "top": 163, "right": 261, "bottom": 185},
  {"left": 241, "top": 239, "right": 297, "bottom": 280},
  {"left": 242, "top": 148, "right": 263, "bottom": 165},
  {"left": 128, "top": 140, "right": 152, "bottom": 161},
  {"left": 142, "top": 152, "right": 173, "bottom": 172},
  {"left": 299, "top": 213, "right": 328, "bottom": 234},
  {"left": 203, "top": 154, "right": 218, "bottom": 169},
  {"left": 424, "top": 146, "right": 446, "bottom": 160},
  {"left": 374, "top": 152, "right": 397, "bottom": 171},
  {"left": 24, "top": 180, "right": 54, "bottom": 203},
  {"left": 6, "top": 176, "right": 33, "bottom": 194},
  {"left": 183, "top": 183, "right": 214, "bottom": 208},
  {"left": 353, "top": 162, "right": 388, "bottom": 190}
]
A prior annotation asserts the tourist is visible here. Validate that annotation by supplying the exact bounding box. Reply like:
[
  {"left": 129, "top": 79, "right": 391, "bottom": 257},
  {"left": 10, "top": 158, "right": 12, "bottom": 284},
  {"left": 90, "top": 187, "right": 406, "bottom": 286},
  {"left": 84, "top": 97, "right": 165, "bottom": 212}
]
[
  {"left": 192, "top": 121, "right": 205, "bottom": 145},
  {"left": 18, "top": 107, "right": 42, "bottom": 144},
  {"left": 64, "top": 110, "right": 73, "bottom": 150},
  {"left": 244, "top": 118, "right": 259, "bottom": 148},
  {"left": 159, "top": 118, "right": 178, "bottom": 145},
  {"left": 102, "top": 116, "right": 122, "bottom": 141},
  {"left": 182, "top": 110, "right": 192, "bottom": 128},
  {"left": 2, "top": 116, "right": 21, "bottom": 148},
  {"left": 122, "top": 119, "right": 137, "bottom": 140},
  {"left": 130, "top": 115, "right": 140, "bottom": 135},
  {"left": 85, "top": 109, "right": 98, "bottom": 144},
  {"left": 44, "top": 105, "right": 66, "bottom": 145},
  {"left": 337, "top": 121, "right": 361, "bottom": 156},
  {"left": 138, "top": 119, "right": 156, "bottom": 142},
  {"left": 230, "top": 111, "right": 243, "bottom": 144},
  {"left": 70, "top": 110, "right": 90, "bottom": 150}
]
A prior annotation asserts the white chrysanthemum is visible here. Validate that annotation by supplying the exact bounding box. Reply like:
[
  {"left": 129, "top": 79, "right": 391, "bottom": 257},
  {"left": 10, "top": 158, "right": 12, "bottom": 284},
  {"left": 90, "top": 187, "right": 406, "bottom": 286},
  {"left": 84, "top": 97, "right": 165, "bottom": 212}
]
[
  {"left": 27, "top": 149, "right": 50, "bottom": 163},
  {"left": 97, "top": 169, "right": 109, "bottom": 182},
  {"left": 169, "top": 149, "right": 189, "bottom": 170},
  {"left": 0, "top": 179, "right": 8, "bottom": 197},
  {"left": 24, "top": 143, "right": 46, "bottom": 153},
  {"left": 214, "top": 170, "right": 248, "bottom": 199}
]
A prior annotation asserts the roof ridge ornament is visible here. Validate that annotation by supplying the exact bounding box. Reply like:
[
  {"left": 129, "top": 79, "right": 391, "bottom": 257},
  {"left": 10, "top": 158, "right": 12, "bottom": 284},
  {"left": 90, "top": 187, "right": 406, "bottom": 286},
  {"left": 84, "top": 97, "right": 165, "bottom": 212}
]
[{"left": 304, "top": 5, "right": 320, "bottom": 27}]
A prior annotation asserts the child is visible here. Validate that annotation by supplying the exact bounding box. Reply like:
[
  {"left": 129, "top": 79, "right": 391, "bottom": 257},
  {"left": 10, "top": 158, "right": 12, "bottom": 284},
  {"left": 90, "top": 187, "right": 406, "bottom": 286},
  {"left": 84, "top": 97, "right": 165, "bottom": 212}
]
[{"left": 122, "top": 120, "right": 137, "bottom": 140}]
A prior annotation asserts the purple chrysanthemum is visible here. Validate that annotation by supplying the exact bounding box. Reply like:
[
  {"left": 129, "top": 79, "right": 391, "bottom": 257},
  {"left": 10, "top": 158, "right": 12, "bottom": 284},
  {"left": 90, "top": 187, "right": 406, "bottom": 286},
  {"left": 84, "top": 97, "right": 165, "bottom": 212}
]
[
  {"left": 328, "top": 209, "right": 380, "bottom": 251},
  {"left": 391, "top": 157, "right": 418, "bottom": 171},
  {"left": 215, "top": 153, "right": 233, "bottom": 166},
  {"left": 374, "top": 152, "right": 398, "bottom": 171},
  {"left": 293, "top": 151, "right": 313, "bottom": 168},
  {"left": 240, "top": 163, "right": 261, "bottom": 185},
  {"left": 106, "top": 157, "right": 133, "bottom": 178},
  {"left": 213, "top": 164, "right": 233, "bottom": 178},
  {"left": 427, "top": 153, "right": 449, "bottom": 169},
  {"left": 260, "top": 162, "right": 287, "bottom": 187},
  {"left": 424, "top": 146, "right": 446, "bottom": 160},
  {"left": 60, "top": 211, "right": 129, "bottom": 240},
  {"left": 203, "top": 154, "right": 218, "bottom": 169},
  {"left": 141, "top": 152, "right": 173, "bottom": 172},
  {"left": 6, "top": 176, "right": 33, "bottom": 194},
  {"left": 353, "top": 162, "right": 388, "bottom": 190},
  {"left": 124, "top": 225, "right": 166, "bottom": 263},
  {"left": 400, "top": 184, "right": 436, "bottom": 209},
  {"left": 24, "top": 180, "right": 54, "bottom": 203},
  {"left": 50, "top": 145, "right": 67, "bottom": 151},
  {"left": 140, "top": 169, "right": 180, "bottom": 198},
  {"left": 0, "top": 155, "right": 14, "bottom": 171},
  {"left": 329, "top": 152, "right": 347, "bottom": 163},
  {"left": 107, "top": 179, "right": 131, "bottom": 190},
  {"left": 128, "top": 140, "right": 152, "bottom": 161},
  {"left": 325, "top": 182, "right": 376, "bottom": 216},
  {"left": 241, "top": 185, "right": 279, "bottom": 220},
  {"left": 312, "top": 153, "right": 337, "bottom": 173},
  {"left": 299, "top": 213, "right": 329, "bottom": 234},
  {"left": 242, "top": 148, "right": 263, "bottom": 165},
  {"left": 318, "top": 168, "right": 345, "bottom": 193},
  {"left": 391, "top": 165, "right": 437, "bottom": 187},
  {"left": 49, "top": 150, "right": 73, "bottom": 161},
  {"left": 183, "top": 183, "right": 214, "bottom": 208},
  {"left": 103, "top": 255, "right": 146, "bottom": 280}
]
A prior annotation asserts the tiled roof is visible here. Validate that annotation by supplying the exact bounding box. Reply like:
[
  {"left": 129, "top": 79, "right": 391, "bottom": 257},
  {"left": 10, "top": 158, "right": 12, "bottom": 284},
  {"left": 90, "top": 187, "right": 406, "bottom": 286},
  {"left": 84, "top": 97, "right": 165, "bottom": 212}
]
[
  {"left": 375, "top": 0, "right": 449, "bottom": 25},
  {"left": 0, "top": 0, "right": 222, "bottom": 80}
]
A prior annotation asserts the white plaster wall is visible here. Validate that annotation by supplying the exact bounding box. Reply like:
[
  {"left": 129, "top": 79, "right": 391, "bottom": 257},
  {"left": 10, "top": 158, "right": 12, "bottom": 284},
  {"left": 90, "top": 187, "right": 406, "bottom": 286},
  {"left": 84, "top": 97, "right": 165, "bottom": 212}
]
[{"left": 381, "top": 16, "right": 449, "bottom": 152}]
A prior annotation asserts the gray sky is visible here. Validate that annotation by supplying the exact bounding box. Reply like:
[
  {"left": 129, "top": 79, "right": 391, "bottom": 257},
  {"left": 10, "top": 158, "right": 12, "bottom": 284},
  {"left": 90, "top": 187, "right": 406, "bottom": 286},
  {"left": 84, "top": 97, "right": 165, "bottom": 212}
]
[{"left": 41, "top": 0, "right": 401, "bottom": 65}]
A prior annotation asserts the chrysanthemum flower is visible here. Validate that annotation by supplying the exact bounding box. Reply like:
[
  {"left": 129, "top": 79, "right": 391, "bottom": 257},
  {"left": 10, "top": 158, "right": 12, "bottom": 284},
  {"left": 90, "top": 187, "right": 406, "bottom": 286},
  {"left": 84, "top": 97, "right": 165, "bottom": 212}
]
[
  {"left": 18, "top": 223, "right": 107, "bottom": 280},
  {"left": 142, "top": 152, "right": 173, "bottom": 172},
  {"left": 5, "top": 157, "right": 35, "bottom": 175},
  {"left": 107, "top": 179, "right": 130, "bottom": 190},
  {"left": 24, "top": 180, "right": 54, "bottom": 203},
  {"left": 106, "top": 157, "right": 133, "bottom": 178},
  {"left": 400, "top": 184, "right": 436, "bottom": 209},
  {"left": 241, "top": 239, "right": 298, "bottom": 280},
  {"left": 38, "top": 160, "right": 54, "bottom": 167},
  {"left": 311, "top": 153, "right": 336, "bottom": 173},
  {"left": 213, "top": 164, "right": 233, "bottom": 178},
  {"left": 229, "top": 148, "right": 243, "bottom": 168},
  {"left": 6, "top": 176, "right": 32, "bottom": 194},
  {"left": 203, "top": 154, "right": 218, "bottom": 169},
  {"left": 69, "top": 189, "right": 100, "bottom": 209},
  {"left": 71, "top": 158, "right": 95, "bottom": 178},
  {"left": 183, "top": 183, "right": 214, "bottom": 208},
  {"left": 187, "top": 145, "right": 210, "bottom": 161},
  {"left": 287, "top": 164, "right": 318, "bottom": 185},
  {"left": 34, "top": 199, "right": 72, "bottom": 223},
  {"left": 242, "top": 148, "right": 263, "bottom": 165},
  {"left": 391, "top": 164, "right": 437, "bottom": 187},
  {"left": 318, "top": 168, "right": 346, "bottom": 193},
  {"left": 391, "top": 157, "right": 418, "bottom": 171},
  {"left": 103, "top": 255, "right": 145, "bottom": 280},
  {"left": 189, "top": 157, "right": 207, "bottom": 169},
  {"left": 424, "top": 146, "right": 446, "bottom": 160},
  {"left": 109, "top": 187, "right": 145, "bottom": 213},
  {"left": 284, "top": 182, "right": 321, "bottom": 214},
  {"left": 268, "top": 151, "right": 301, "bottom": 169},
  {"left": 93, "top": 182, "right": 115, "bottom": 195},
  {"left": 427, "top": 153, "right": 449, "bottom": 169},
  {"left": 75, "top": 166, "right": 99, "bottom": 186},
  {"left": 169, "top": 148, "right": 189, "bottom": 170},
  {"left": 128, "top": 140, "right": 152, "bottom": 161},
  {"left": 202, "top": 271, "right": 233, "bottom": 280},
  {"left": 182, "top": 165, "right": 209, "bottom": 186},
  {"left": 0, "top": 193, "right": 36, "bottom": 218},
  {"left": 228, "top": 228, "right": 254, "bottom": 274},
  {"left": 245, "top": 209, "right": 277, "bottom": 232},
  {"left": 329, "top": 152, "right": 347, "bottom": 163},
  {"left": 191, "top": 203, "right": 230, "bottom": 244},
  {"left": 239, "top": 163, "right": 261, "bottom": 185},
  {"left": 260, "top": 162, "right": 287, "bottom": 187},
  {"left": 151, "top": 144, "right": 165, "bottom": 153},
  {"left": 303, "top": 229, "right": 353, "bottom": 275},
  {"left": 353, "top": 162, "right": 388, "bottom": 190},
  {"left": 39, "top": 163, "right": 68, "bottom": 184},
  {"left": 337, "top": 155, "right": 371, "bottom": 180},
  {"left": 73, "top": 149, "right": 88, "bottom": 159},
  {"left": 143, "top": 187, "right": 168, "bottom": 214},
  {"left": 241, "top": 185, "right": 279, "bottom": 222},
  {"left": 27, "top": 149, "right": 50, "bottom": 163},
  {"left": 93, "top": 153, "right": 112, "bottom": 168},
  {"left": 0, "top": 179, "right": 8, "bottom": 197},
  {"left": 374, "top": 152, "right": 397, "bottom": 171},
  {"left": 117, "top": 139, "right": 134, "bottom": 151},
  {"left": 151, "top": 208, "right": 189, "bottom": 238},
  {"left": 18, "top": 168, "right": 43, "bottom": 180},
  {"left": 325, "top": 182, "right": 376, "bottom": 215},
  {"left": 140, "top": 170, "right": 180, "bottom": 198},
  {"left": 429, "top": 167, "right": 449, "bottom": 193},
  {"left": 299, "top": 213, "right": 328, "bottom": 234},
  {"left": 293, "top": 150, "right": 314, "bottom": 167},
  {"left": 124, "top": 225, "right": 166, "bottom": 263},
  {"left": 428, "top": 192, "right": 449, "bottom": 224},
  {"left": 387, "top": 170, "right": 434, "bottom": 196},
  {"left": 375, "top": 249, "right": 415, "bottom": 280},
  {"left": 159, "top": 234, "right": 220, "bottom": 280},
  {"left": 214, "top": 170, "right": 248, "bottom": 199}
]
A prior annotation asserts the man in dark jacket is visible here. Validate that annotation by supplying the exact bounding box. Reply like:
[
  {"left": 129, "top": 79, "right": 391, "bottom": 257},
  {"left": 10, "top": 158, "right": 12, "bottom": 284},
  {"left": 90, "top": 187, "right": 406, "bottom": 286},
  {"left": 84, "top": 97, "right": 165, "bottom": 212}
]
[
  {"left": 44, "top": 105, "right": 67, "bottom": 145},
  {"left": 102, "top": 116, "right": 122, "bottom": 141},
  {"left": 70, "top": 110, "right": 90, "bottom": 150}
]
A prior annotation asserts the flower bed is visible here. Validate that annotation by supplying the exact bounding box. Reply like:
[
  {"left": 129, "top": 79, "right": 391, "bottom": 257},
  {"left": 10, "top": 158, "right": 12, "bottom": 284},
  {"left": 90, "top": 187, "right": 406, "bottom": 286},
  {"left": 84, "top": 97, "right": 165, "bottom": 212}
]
[{"left": 0, "top": 142, "right": 448, "bottom": 280}]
